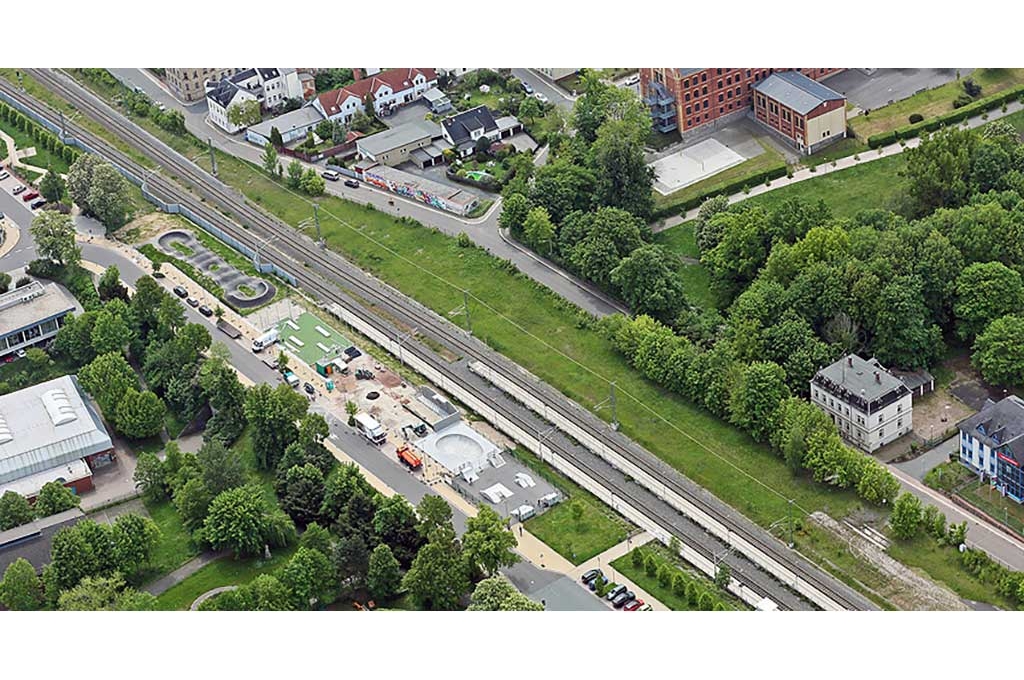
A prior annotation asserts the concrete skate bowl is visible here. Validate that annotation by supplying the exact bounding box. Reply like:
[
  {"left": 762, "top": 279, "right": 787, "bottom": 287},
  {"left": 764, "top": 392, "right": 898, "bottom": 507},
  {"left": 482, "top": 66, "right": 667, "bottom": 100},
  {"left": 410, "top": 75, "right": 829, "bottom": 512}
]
[
  {"left": 155, "top": 229, "right": 276, "bottom": 309},
  {"left": 436, "top": 432, "right": 484, "bottom": 460}
]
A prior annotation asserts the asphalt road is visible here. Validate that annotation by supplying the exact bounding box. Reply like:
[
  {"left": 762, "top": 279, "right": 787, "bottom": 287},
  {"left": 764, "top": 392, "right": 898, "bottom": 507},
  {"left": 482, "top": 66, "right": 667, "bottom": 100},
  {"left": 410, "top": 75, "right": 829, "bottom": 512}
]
[
  {"left": 102, "top": 69, "right": 622, "bottom": 318},
  {"left": 824, "top": 68, "right": 971, "bottom": 111}
]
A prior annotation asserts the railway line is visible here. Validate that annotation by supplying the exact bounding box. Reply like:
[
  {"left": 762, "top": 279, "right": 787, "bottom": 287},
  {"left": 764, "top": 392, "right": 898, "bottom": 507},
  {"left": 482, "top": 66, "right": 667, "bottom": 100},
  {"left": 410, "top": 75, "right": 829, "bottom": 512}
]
[{"left": 1, "top": 69, "right": 876, "bottom": 610}]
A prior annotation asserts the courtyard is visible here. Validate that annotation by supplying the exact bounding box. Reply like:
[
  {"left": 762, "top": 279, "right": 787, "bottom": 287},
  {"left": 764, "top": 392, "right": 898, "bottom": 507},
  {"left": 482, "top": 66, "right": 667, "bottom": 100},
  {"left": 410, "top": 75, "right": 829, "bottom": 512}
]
[{"left": 649, "top": 124, "right": 770, "bottom": 195}]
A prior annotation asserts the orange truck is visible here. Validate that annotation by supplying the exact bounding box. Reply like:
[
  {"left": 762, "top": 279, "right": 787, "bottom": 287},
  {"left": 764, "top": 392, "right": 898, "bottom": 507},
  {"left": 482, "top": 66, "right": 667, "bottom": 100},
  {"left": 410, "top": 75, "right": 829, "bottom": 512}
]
[{"left": 395, "top": 445, "right": 422, "bottom": 471}]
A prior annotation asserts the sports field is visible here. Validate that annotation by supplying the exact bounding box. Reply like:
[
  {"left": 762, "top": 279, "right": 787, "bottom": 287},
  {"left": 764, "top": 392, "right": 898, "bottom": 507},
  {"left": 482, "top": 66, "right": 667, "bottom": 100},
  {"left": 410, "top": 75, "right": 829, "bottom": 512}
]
[{"left": 276, "top": 312, "right": 350, "bottom": 366}]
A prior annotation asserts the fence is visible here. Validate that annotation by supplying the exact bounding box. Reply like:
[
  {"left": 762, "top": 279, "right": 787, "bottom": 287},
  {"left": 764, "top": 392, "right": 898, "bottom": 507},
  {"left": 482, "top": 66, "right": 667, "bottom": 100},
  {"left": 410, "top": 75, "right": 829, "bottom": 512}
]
[
  {"left": 279, "top": 140, "right": 357, "bottom": 163},
  {"left": 0, "top": 89, "right": 298, "bottom": 287}
]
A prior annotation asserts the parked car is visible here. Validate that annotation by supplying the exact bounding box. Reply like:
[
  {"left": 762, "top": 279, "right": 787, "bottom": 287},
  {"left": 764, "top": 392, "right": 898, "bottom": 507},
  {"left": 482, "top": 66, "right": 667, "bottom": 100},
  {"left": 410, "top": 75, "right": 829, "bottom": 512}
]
[
  {"left": 172, "top": 285, "right": 188, "bottom": 298},
  {"left": 623, "top": 74, "right": 640, "bottom": 86},
  {"left": 15, "top": 349, "right": 26, "bottom": 359},
  {"left": 343, "top": 346, "right": 362, "bottom": 359},
  {"left": 521, "top": 82, "right": 534, "bottom": 95},
  {"left": 344, "top": 179, "right": 360, "bottom": 189},
  {"left": 612, "top": 590, "right": 635, "bottom": 609},
  {"left": 588, "top": 576, "right": 607, "bottom": 592},
  {"left": 30, "top": 199, "right": 45, "bottom": 210},
  {"left": 0, "top": 170, "right": 9, "bottom": 180},
  {"left": 623, "top": 598, "right": 645, "bottom": 611},
  {"left": 303, "top": 382, "right": 315, "bottom": 395},
  {"left": 0, "top": 211, "right": 5, "bottom": 221},
  {"left": 21, "top": 191, "right": 39, "bottom": 202},
  {"left": 605, "top": 584, "right": 627, "bottom": 602},
  {"left": 534, "top": 92, "right": 549, "bottom": 104},
  {"left": 12, "top": 184, "right": 25, "bottom": 195},
  {"left": 321, "top": 170, "right": 340, "bottom": 181},
  {"left": 580, "top": 569, "right": 603, "bottom": 585},
  {"left": 186, "top": 297, "right": 199, "bottom": 308},
  {"left": 198, "top": 304, "right": 213, "bottom": 317}
]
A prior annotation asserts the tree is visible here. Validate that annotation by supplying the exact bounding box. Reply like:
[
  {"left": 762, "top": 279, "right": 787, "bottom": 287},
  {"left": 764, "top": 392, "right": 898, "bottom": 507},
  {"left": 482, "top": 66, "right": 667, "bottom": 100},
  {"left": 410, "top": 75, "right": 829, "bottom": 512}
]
[
  {"left": 373, "top": 495, "right": 423, "bottom": 567},
  {"left": 39, "top": 168, "right": 66, "bottom": 203},
  {"left": 279, "top": 546, "right": 336, "bottom": 610},
  {"left": 518, "top": 95, "right": 542, "bottom": 123},
  {"left": 269, "top": 126, "right": 284, "bottom": 148},
  {"left": 46, "top": 524, "right": 98, "bottom": 595},
  {"left": 278, "top": 464, "right": 326, "bottom": 528},
  {"left": 872, "top": 275, "right": 943, "bottom": 369},
  {"left": 97, "top": 265, "right": 127, "bottom": 302},
  {"left": 110, "top": 513, "right": 160, "bottom": 577},
  {"left": 416, "top": 494, "right": 454, "bottom": 539},
  {"left": 521, "top": 206, "right": 555, "bottom": 255},
  {"left": 286, "top": 160, "right": 304, "bottom": 189},
  {"left": 244, "top": 383, "right": 307, "bottom": 470},
  {"left": 0, "top": 271, "right": 9, "bottom": 293},
  {"left": 30, "top": 211, "right": 79, "bottom": 266},
  {"left": 57, "top": 574, "right": 155, "bottom": 611},
  {"left": 203, "top": 485, "right": 274, "bottom": 558},
  {"left": 367, "top": 543, "right": 403, "bottom": 601},
  {"left": 402, "top": 528, "right": 470, "bottom": 610},
  {"left": 227, "top": 99, "right": 261, "bottom": 128},
  {"left": 116, "top": 388, "right": 166, "bottom": 439},
  {"left": 714, "top": 563, "right": 731, "bottom": 590},
  {"left": 0, "top": 491, "right": 35, "bottom": 531},
  {"left": 890, "top": 492, "right": 923, "bottom": 540},
  {"left": 300, "top": 168, "right": 325, "bottom": 196},
  {"left": 34, "top": 481, "right": 80, "bottom": 518},
  {"left": 770, "top": 397, "right": 834, "bottom": 472},
  {"left": 462, "top": 506, "right": 519, "bottom": 577},
  {"left": 590, "top": 117, "right": 655, "bottom": 219},
  {"left": 468, "top": 575, "right": 543, "bottom": 611},
  {"left": 498, "top": 192, "right": 532, "bottom": 237},
  {"left": 857, "top": 459, "right": 900, "bottom": 506},
  {"left": 528, "top": 159, "right": 596, "bottom": 224},
  {"left": 902, "top": 127, "right": 977, "bottom": 217},
  {"left": 67, "top": 153, "right": 103, "bottom": 214},
  {"left": 133, "top": 451, "right": 167, "bottom": 500},
  {"left": 87, "top": 163, "right": 132, "bottom": 229},
  {"left": 315, "top": 119, "right": 334, "bottom": 141},
  {"left": 974, "top": 315, "right": 1024, "bottom": 386},
  {"left": 90, "top": 304, "right": 134, "bottom": 356},
  {"left": 78, "top": 352, "right": 136, "bottom": 422},
  {"left": 260, "top": 143, "right": 279, "bottom": 176},
  {"left": 197, "top": 439, "right": 246, "bottom": 497},
  {"left": 729, "top": 362, "right": 790, "bottom": 443},
  {"left": 954, "top": 261, "right": 1024, "bottom": 342},
  {"left": 0, "top": 558, "right": 44, "bottom": 610},
  {"left": 173, "top": 477, "right": 212, "bottom": 532},
  {"left": 611, "top": 245, "right": 686, "bottom": 323},
  {"left": 298, "top": 522, "right": 333, "bottom": 557},
  {"left": 571, "top": 72, "right": 649, "bottom": 145},
  {"left": 333, "top": 535, "right": 370, "bottom": 586}
]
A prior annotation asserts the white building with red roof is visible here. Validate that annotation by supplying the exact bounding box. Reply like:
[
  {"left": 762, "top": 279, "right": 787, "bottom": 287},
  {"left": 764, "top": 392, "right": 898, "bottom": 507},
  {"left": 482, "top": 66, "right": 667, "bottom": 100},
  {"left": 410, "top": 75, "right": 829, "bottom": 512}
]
[{"left": 313, "top": 68, "right": 438, "bottom": 124}]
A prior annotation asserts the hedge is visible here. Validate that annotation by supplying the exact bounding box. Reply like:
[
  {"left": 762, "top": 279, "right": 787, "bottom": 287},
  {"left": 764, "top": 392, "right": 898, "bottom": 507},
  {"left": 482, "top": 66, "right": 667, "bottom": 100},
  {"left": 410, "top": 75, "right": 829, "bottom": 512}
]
[
  {"left": 867, "top": 84, "right": 1024, "bottom": 149},
  {"left": 652, "top": 163, "right": 789, "bottom": 220}
]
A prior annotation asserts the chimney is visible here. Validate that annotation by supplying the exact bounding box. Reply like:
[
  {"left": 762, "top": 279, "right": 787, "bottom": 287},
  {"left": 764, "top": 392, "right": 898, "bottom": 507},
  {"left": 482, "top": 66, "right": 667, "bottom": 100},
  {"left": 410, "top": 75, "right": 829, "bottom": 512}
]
[
  {"left": 874, "top": 371, "right": 881, "bottom": 384},
  {"left": 847, "top": 356, "right": 853, "bottom": 367},
  {"left": 352, "top": 68, "right": 363, "bottom": 82}
]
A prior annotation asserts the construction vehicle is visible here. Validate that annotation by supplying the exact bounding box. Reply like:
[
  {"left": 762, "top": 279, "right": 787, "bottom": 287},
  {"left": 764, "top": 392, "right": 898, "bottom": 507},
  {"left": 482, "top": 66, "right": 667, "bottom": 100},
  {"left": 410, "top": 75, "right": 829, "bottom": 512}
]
[
  {"left": 355, "top": 368, "right": 375, "bottom": 380},
  {"left": 401, "top": 423, "right": 429, "bottom": 440},
  {"left": 395, "top": 444, "right": 423, "bottom": 471},
  {"left": 283, "top": 370, "right": 300, "bottom": 388}
]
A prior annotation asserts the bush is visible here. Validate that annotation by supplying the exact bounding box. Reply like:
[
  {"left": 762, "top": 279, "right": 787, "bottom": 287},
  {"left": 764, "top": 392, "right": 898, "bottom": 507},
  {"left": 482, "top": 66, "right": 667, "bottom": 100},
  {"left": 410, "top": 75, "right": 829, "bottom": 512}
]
[
  {"left": 908, "top": 113, "right": 924, "bottom": 124},
  {"left": 657, "top": 564, "right": 672, "bottom": 588},
  {"left": 651, "top": 164, "right": 789, "bottom": 220},
  {"left": 644, "top": 553, "right": 658, "bottom": 578}
]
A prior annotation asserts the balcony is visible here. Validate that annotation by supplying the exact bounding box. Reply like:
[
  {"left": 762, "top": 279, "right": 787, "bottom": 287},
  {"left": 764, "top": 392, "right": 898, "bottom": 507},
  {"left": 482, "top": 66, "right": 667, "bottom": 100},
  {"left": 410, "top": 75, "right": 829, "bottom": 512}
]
[{"left": 653, "top": 118, "right": 677, "bottom": 133}]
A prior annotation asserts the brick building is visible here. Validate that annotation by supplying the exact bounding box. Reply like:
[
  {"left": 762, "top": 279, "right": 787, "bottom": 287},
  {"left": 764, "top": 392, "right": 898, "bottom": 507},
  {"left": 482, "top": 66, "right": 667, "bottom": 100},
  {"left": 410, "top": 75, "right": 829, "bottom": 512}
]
[
  {"left": 640, "top": 68, "right": 842, "bottom": 140},
  {"left": 753, "top": 71, "right": 847, "bottom": 154},
  {"left": 164, "top": 68, "right": 242, "bottom": 103}
]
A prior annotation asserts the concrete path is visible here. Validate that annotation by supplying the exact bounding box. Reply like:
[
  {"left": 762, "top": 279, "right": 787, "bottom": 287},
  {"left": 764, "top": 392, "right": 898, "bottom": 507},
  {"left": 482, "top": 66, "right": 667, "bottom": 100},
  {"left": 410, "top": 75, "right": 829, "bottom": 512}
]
[
  {"left": 190, "top": 585, "right": 237, "bottom": 610},
  {"left": 653, "top": 98, "right": 1024, "bottom": 232},
  {"left": 565, "top": 533, "right": 670, "bottom": 611},
  {"left": 144, "top": 550, "right": 228, "bottom": 596}
]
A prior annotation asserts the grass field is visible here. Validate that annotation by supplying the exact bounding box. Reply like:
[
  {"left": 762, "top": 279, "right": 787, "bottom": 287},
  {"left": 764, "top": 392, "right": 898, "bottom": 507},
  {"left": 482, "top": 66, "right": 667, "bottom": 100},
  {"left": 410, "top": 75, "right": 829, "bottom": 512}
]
[
  {"left": 137, "top": 498, "right": 199, "bottom": 584},
  {"left": 154, "top": 547, "right": 297, "bottom": 610},
  {"left": 887, "top": 534, "right": 1013, "bottom": 609},
  {"left": 800, "top": 137, "right": 869, "bottom": 167},
  {"left": 0, "top": 117, "right": 71, "bottom": 174},
  {"left": 514, "top": 447, "right": 631, "bottom": 564},
  {"left": 277, "top": 311, "right": 350, "bottom": 366},
  {"left": 849, "top": 68, "right": 1024, "bottom": 140},
  {"left": 653, "top": 137, "right": 786, "bottom": 216}
]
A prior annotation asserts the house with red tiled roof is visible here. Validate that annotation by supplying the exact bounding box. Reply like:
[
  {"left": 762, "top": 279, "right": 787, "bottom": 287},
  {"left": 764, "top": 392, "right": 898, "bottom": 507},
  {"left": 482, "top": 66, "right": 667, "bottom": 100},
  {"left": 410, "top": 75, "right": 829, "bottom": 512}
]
[{"left": 313, "top": 68, "right": 438, "bottom": 124}]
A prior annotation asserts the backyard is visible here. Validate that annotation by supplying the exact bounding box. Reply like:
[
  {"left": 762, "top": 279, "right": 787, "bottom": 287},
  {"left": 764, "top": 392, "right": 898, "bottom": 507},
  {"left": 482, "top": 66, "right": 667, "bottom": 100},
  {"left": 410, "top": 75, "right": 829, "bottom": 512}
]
[{"left": 849, "top": 68, "right": 1024, "bottom": 140}]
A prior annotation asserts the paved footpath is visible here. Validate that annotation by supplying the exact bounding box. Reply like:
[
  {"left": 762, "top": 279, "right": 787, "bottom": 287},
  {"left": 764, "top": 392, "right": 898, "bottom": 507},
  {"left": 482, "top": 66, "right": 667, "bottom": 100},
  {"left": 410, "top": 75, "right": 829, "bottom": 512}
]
[
  {"left": 654, "top": 98, "right": 1024, "bottom": 232},
  {"left": 144, "top": 550, "right": 228, "bottom": 596},
  {"left": 565, "top": 533, "right": 669, "bottom": 611}
]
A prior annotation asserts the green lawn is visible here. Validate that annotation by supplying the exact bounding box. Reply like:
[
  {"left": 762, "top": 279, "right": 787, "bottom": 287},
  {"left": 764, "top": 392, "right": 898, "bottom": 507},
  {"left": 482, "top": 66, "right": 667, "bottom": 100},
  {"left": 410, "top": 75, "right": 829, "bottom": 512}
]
[
  {"left": 154, "top": 546, "right": 296, "bottom": 610},
  {"left": 0, "top": 116, "right": 71, "bottom": 174},
  {"left": 849, "top": 68, "right": 1024, "bottom": 140},
  {"left": 655, "top": 221, "right": 699, "bottom": 259},
  {"left": 801, "top": 137, "right": 869, "bottom": 167},
  {"left": 653, "top": 137, "right": 786, "bottom": 217},
  {"left": 677, "top": 261, "right": 715, "bottom": 310},
  {"left": 610, "top": 545, "right": 742, "bottom": 610},
  {"left": 514, "top": 447, "right": 631, "bottom": 564},
  {"left": 137, "top": 498, "right": 199, "bottom": 584},
  {"left": 960, "top": 480, "right": 1024, "bottom": 538},
  {"left": 887, "top": 534, "right": 1013, "bottom": 609}
]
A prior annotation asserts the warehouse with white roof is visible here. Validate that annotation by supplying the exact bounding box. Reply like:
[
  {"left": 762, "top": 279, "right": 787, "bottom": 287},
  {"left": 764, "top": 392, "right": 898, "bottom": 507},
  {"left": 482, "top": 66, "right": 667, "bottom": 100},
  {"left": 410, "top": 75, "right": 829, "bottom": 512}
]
[{"left": 0, "top": 375, "right": 114, "bottom": 499}]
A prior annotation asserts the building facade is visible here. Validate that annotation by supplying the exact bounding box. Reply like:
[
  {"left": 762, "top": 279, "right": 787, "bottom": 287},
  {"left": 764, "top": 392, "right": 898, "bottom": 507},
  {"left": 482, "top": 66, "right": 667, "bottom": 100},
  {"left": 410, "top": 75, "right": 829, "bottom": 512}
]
[
  {"left": 164, "top": 68, "right": 241, "bottom": 103},
  {"left": 810, "top": 354, "right": 913, "bottom": 453},
  {"left": 639, "top": 68, "right": 842, "bottom": 138},
  {"left": 753, "top": 71, "right": 847, "bottom": 154},
  {"left": 206, "top": 68, "right": 305, "bottom": 133},
  {"left": 356, "top": 120, "right": 439, "bottom": 166},
  {"left": 0, "top": 281, "right": 78, "bottom": 359},
  {"left": 314, "top": 68, "right": 438, "bottom": 124},
  {"left": 958, "top": 396, "right": 1024, "bottom": 501}
]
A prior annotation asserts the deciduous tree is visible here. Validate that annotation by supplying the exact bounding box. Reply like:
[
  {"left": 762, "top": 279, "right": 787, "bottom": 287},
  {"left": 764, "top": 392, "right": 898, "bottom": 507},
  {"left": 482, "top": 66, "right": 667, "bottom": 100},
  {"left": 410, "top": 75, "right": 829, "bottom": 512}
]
[
  {"left": 402, "top": 527, "right": 469, "bottom": 610},
  {"left": 227, "top": 99, "right": 261, "bottom": 128},
  {"left": 611, "top": 245, "right": 685, "bottom": 322},
  {"left": 468, "top": 575, "right": 543, "bottom": 611},
  {"left": 79, "top": 351, "right": 137, "bottom": 419},
  {"left": 133, "top": 451, "right": 167, "bottom": 500},
  {"left": 462, "top": 506, "right": 519, "bottom": 577},
  {"left": 87, "top": 162, "right": 132, "bottom": 230},
  {"left": 973, "top": 315, "right": 1024, "bottom": 386},
  {"left": 278, "top": 464, "right": 326, "bottom": 528},
  {"left": 0, "top": 558, "right": 44, "bottom": 610},
  {"left": 203, "top": 485, "right": 274, "bottom": 558},
  {"left": 30, "top": 211, "right": 79, "bottom": 266},
  {"left": 197, "top": 439, "right": 246, "bottom": 497},
  {"left": 954, "top": 261, "right": 1024, "bottom": 342},
  {"left": 34, "top": 481, "right": 80, "bottom": 518},
  {"left": 729, "top": 362, "right": 790, "bottom": 443},
  {"left": 39, "top": 168, "right": 66, "bottom": 203},
  {"left": 366, "top": 543, "right": 403, "bottom": 601},
  {"left": 0, "top": 491, "right": 35, "bottom": 531},
  {"left": 115, "top": 388, "right": 166, "bottom": 440},
  {"left": 890, "top": 492, "right": 923, "bottom": 540},
  {"left": 279, "top": 546, "right": 336, "bottom": 610}
]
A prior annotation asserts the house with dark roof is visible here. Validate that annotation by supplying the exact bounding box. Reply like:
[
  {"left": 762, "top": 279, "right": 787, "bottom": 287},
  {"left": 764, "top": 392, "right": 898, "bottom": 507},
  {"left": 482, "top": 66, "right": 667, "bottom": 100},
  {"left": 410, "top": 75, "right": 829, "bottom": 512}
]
[
  {"left": 753, "top": 71, "right": 847, "bottom": 154},
  {"left": 206, "top": 67, "right": 304, "bottom": 134},
  {"left": 810, "top": 354, "right": 913, "bottom": 453},
  {"left": 440, "top": 106, "right": 522, "bottom": 158},
  {"left": 958, "top": 396, "right": 1024, "bottom": 500},
  {"left": 313, "top": 68, "right": 438, "bottom": 124}
]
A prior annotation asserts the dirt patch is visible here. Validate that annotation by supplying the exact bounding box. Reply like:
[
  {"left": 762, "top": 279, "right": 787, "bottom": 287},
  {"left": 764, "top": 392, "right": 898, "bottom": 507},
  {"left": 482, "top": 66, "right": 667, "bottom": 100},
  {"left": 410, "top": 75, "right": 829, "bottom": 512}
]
[
  {"left": 114, "top": 213, "right": 184, "bottom": 244},
  {"left": 811, "top": 511, "right": 968, "bottom": 610},
  {"left": 913, "top": 387, "right": 975, "bottom": 440}
]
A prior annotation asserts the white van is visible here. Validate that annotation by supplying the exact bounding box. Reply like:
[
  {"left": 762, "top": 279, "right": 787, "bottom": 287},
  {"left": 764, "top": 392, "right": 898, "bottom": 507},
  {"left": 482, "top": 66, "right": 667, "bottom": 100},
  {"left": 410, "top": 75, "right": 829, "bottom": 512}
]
[{"left": 354, "top": 413, "right": 387, "bottom": 446}]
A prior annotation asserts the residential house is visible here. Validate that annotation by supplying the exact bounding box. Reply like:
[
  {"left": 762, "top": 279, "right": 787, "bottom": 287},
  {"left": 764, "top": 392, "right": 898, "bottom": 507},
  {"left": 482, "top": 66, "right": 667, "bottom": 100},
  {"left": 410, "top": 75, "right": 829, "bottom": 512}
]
[
  {"left": 206, "top": 68, "right": 305, "bottom": 133},
  {"left": 810, "top": 354, "right": 913, "bottom": 453},
  {"left": 440, "top": 106, "right": 522, "bottom": 157},
  {"left": 164, "top": 67, "right": 241, "bottom": 102},
  {"left": 313, "top": 68, "right": 438, "bottom": 124},
  {"left": 356, "top": 120, "right": 443, "bottom": 167},
  {"left": 753, "top": 71, "right": 847, "bottom": 154},
  {"left": 245, "top": 105, "right": 326, "bottom": 147},
  {"left": 958, "top": 396, "right": 1024, "bottom": 500}
]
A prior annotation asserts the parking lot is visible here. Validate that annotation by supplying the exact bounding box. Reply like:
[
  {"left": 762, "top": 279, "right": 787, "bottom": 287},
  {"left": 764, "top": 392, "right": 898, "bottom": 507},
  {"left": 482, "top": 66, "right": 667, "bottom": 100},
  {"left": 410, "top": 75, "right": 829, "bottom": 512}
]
[
  {"left": 649, "top": 124, "right": 767, "bottom": 194},
  {"left": 824, "top": 68, "right": 971, "bottom": 111}
]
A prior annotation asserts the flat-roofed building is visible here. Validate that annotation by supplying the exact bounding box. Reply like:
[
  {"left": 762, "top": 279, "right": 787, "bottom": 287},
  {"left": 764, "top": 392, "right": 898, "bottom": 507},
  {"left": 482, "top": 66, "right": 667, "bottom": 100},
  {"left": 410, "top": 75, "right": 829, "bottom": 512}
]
[
  {"left": 356, "top": 120, "right": 440, "bottom": 166},
  {"left": 0, "top": 281, "right": 79, "bottom": 359},
  {"left": 0, "top": 507, "right": 85, "bottom": 575},
  {"left": 0, "top": 375, "right": 114, "bottom": 500}
]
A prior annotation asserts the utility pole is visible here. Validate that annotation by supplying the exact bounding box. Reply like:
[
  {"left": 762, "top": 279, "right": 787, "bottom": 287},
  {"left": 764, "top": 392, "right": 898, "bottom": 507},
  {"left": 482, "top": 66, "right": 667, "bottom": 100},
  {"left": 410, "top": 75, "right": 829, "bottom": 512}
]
[
  {"left": 313, "top": 203, "right": 322, "bottom": 247},
  {"left": 208, "top": 138, "right": 217, "bottom": 176},
  {"left": 609, "top": 382, "right": 619, "bottom": 431},
  {"left": 788, "top": 498, "right": 794, "bottom": 548},
  {"left": 463, "top": 289, "right": 472, "bottom": 335}
]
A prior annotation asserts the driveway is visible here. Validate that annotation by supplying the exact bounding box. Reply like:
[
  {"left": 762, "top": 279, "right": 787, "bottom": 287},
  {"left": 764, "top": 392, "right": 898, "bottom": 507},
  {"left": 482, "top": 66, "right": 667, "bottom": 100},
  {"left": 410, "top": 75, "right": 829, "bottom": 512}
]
[
  {"left": 398, "top": 160, "right": 494, "bottom": 199},
  {"left": 894, "top": 436, "right": 958, "bottom": 481},
  {"left": 824, "top": 68, "right": 971, "bottom": 111},
  {"left": 380, "top": 100, "right": 431, "bottom": 129}
]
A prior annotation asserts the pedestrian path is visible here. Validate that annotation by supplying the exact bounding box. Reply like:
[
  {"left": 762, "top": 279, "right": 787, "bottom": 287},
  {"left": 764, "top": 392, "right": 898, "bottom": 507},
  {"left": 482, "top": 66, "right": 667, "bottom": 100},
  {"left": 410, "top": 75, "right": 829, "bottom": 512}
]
[
  {"left": 564, "top": 533, "right": 669, "bottom": 611},
  {"left": 654, "top": 98, "right": 1024, "bottom": 233},
  {"left": 144, "top": 550, "right": 228, "bottom": 596}
]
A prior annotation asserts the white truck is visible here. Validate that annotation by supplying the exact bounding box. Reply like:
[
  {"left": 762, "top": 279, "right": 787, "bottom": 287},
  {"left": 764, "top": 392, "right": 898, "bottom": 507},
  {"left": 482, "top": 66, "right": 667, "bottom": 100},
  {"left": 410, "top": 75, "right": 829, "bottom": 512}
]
[
  {"left": 252, "top": 328, "right": 279, "bottom": 353},
  {"left": 354, "top": 413, "right": 387, "bottom": 446}
]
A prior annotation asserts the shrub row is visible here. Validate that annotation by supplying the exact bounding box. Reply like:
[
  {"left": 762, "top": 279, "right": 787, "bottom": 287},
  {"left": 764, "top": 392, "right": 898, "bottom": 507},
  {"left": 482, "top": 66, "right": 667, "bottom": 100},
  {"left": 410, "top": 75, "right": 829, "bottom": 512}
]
[
  {"left": 0, "top": 101, "right": 80, "bottom": 168},
  {"left": 867, "top": 84, "right": 1024, "bottom": 149},
  {"left": 137, "top": 244, "right": 228, "bottom": 305},
  {"left": 652, "top": 162, "right": 789, "bottom": 220},
  {"left": 27, "top": 259, "right": 102, "bottom": 311}
]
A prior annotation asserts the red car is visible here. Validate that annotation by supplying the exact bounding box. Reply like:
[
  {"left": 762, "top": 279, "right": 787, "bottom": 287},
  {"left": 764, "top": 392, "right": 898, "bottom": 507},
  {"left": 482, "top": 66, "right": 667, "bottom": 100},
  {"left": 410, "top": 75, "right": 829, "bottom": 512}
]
[
  {"left": 623, "top": 598, "right": 645, "bottom": 611},
  {"left": 21, "top": 190, "right": 39, "bottom": 202}
]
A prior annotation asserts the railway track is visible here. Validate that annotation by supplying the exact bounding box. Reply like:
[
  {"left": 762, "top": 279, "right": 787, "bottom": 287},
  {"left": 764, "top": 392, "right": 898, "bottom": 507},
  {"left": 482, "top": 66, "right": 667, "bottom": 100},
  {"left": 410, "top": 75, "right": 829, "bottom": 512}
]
[{"left": 3, "top": 69, "right": 876, "bottom": 610}]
